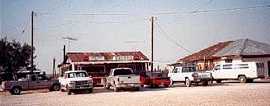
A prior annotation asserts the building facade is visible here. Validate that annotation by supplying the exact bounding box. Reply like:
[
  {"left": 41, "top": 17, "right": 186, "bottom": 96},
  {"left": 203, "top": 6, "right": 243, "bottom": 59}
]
[
  {"left": 175, "top": 39, "right": 270, "bottom": 78},
  {"left": 58, "top": 51, "right": 150, "bottom": 85}
]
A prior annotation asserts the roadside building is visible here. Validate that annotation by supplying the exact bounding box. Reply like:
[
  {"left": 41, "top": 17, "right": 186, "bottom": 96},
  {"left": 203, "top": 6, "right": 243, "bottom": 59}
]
[
  {"left": 58, "top": 51, "right": 150, "bottom": 85},
  {"left": 175, "top": 39, "right": 270, "bottom": 78}
]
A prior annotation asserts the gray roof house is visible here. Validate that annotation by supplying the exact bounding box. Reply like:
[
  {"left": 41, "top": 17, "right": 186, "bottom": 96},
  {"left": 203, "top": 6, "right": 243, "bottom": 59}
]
[
  {"left": 176, "top": 38, "right": 270, "bottom": 77},
  {"left": 214, "top": 39, "right": 270, "bottom": 57}
]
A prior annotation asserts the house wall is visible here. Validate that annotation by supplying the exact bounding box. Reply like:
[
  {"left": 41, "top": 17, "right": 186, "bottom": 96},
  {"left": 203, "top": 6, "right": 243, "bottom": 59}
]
[
  {"left": 59, "top": 62, "right": 148, "bottom": 76},
  {"left": 74, "top": 63, "right": 147, "bottom": 75},
  {"left": 242, "top": 57, "right": 270, "bottom": 77},
  {"left": 195, "top": 59, "right": 220, "bottom": 71}
]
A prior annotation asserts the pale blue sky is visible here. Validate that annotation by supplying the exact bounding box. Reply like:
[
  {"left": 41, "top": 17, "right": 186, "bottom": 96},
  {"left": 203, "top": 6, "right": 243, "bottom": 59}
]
[{"left": 1, "top": 0, "right": 270, "bottom": 73}]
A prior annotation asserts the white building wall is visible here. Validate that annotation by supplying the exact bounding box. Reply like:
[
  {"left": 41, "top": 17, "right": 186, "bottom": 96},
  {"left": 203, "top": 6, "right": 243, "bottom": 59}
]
[{"left": 242, "top": 57, "right": 270, "bottom": 77}]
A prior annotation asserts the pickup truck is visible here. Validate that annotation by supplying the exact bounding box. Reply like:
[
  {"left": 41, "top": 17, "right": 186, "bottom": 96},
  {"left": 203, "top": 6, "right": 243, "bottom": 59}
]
[
  {"left": 102, "top": 68, "right": 140, "bottom": 92},
  {"left": 168, "top": 66, "right": 212, "bottom": 87},
  {"left": 59, "top": 70, "right": 93, "bottom": 95},
  {"left": 1, "top": 74, "right": 60, "bottom": 95}
]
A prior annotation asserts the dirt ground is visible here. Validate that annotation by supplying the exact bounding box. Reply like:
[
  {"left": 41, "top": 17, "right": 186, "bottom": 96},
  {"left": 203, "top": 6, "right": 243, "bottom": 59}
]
[{"left": 1, "top": 81, "right": 270, "bottom": 106}]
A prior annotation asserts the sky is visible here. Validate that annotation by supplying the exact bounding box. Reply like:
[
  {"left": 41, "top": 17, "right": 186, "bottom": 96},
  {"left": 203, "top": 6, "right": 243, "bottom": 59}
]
[{"left": 1, "top": 0, "right": 270, "bottom": 73}]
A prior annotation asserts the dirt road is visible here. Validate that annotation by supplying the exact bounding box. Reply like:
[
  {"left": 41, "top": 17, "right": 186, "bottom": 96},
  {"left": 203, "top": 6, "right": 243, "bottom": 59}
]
[{"left": 1, "top": 82, "right": 270, "bottom": 106}]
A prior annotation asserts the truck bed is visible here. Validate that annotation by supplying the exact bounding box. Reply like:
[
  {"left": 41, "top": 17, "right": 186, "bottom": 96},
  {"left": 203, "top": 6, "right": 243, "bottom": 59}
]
[{"left": 115, "top": 75, "right": 140, "bottom": 84}]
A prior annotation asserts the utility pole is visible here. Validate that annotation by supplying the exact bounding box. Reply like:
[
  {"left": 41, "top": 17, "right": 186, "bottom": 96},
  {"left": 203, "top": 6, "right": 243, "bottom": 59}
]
[
  {"left": 63, "top": 45, "right": 66, "bottom": 64},
  {"left": 31, "top": 11, "right": 34, "bottom": 73},
  {"left": 52, "top": 58, "right": 56, "bottom": 78},
  {"left": 150, "top": 16, "right": 154, "bottom": 72}
]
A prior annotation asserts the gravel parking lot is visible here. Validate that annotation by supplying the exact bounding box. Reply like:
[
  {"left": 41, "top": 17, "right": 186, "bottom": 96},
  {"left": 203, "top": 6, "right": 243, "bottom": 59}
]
[{"left": 1, "top": 81, "right": 270, "bottom": 106}]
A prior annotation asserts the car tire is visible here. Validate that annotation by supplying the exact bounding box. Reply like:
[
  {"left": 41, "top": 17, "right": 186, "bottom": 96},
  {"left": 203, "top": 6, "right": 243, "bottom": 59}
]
[
  {"left": 239, "top": 75, "right": 247, "bottom": 83},
  {"left": 61, "top": 89, "right": 65, "bottom": 92},
  {"left": 113, "top": 86, "right": 119, "bottom": 92},
  {"left": 134, "top": 87, "right": 140, "bottom": 91},
  {"left": 105, "top": 84, "right": 110, "bottom": 89},
  {"left": 87, "top": 88, "right": 93, "bottom": 93},
  {"left": 185, "top": 78, "right": 191, "bottom": 87},
  {"left": 50, "top": 84, "right": 60, "bottom": 91},
  {"left": 170, "top": 80, "right": 174, "bottom": 87},
  {"left": 216, "top": 80, "right": 222, "bottom": 83},
  {"left": 66, "top": 86, "right": 72, "bottom": 95},
  {"left": 10, "top": 87, "right": 21, "bottom": 95},
  {"left": 208, "top": 80, "right": 213, "bottom": 86},
  {"left": 202, "top": 81, "right": 208, "bottom": 86},
  {"left": 67, "top": 91, "right": 72, "bottom": 95}
]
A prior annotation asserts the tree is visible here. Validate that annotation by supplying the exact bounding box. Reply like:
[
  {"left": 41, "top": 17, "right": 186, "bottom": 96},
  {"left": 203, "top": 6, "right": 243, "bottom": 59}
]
[{"left": 0, "top": 37, "right": 35, "bottom": 80}]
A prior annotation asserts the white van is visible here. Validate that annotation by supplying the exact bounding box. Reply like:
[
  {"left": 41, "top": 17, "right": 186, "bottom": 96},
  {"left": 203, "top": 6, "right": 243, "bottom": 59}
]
[{"left": 209, "top": 62, "right": 259, "bottom": 83}]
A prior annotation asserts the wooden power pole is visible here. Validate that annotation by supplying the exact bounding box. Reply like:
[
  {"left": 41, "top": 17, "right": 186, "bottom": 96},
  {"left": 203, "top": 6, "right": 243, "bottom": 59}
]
[
  {"left": 63, "top": 45, "right": 66, "bottom": 64},
  {"left": 31, "top": 11, "right": 34, "bottom": 73},
  {"left": 150, "top": 16, "right": 154, "bottom": 72},
  {"left": 53, "top": 58, "right": 56, "bottom": 78}
]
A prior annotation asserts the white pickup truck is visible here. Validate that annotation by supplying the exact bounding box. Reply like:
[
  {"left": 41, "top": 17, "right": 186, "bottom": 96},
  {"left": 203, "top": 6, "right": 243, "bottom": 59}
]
[
  {"left": 168, "top": 66, "right": 212, "bottom": 87},
  {"left": 102, "top": 68, "right": 140, "bottom": 92},
  {"left": 59, "top": 70, "right": 93, "bottom": 95}
]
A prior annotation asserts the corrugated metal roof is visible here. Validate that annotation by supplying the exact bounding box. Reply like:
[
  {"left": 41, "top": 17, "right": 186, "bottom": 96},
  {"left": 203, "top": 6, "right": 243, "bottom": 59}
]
[
  {"left": 214, "top": 39, "right": 270, "bottom": 57},
  {"left": 178, "top": 41, "right": 232, "bottom": 62},
  {"left": 178, "top": 38, "right": 270, "bottom": 63},
  {"left": 66, "top": 51, "right": 149, "bottom": 63}
]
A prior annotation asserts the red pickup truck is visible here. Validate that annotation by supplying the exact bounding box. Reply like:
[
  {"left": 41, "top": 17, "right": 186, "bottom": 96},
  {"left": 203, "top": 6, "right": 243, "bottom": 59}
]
[{"left": 140, "top": 72, "right": 170, "bottom": 88}]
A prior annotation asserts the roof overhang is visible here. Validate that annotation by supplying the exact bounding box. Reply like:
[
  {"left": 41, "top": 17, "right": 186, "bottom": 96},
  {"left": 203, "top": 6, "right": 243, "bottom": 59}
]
[
  {"left": 241, "top": 54, "right": 270, "bottom": 58},
  {"left": 70, "top": 60, "right": 151, "bottom": 65}
]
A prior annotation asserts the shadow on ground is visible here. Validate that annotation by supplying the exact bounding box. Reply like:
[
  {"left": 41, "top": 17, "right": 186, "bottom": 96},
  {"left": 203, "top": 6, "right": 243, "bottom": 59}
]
[{"left": 91, "top": 86, "right": 170, "bottom": 94}]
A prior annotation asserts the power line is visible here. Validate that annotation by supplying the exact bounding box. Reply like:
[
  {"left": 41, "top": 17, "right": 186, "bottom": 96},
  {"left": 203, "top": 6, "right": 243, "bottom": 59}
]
[
  {"left": 71, "top": 13, "right": 129, "bottom": 16},
  {"left": 155, "top": 4, "right": 270, "bottom": 15},
  {"left": 190, "top": 4, "right": 270, "bottom": 14},
  {"left": 193, "top": 0, "right": 214, "bottom": 13},
  {"left": 156, "top": 22, "right": 192, "bottom": 54},
  {"left": 35, "top": 4, "right": 270, "bottom": 18}
]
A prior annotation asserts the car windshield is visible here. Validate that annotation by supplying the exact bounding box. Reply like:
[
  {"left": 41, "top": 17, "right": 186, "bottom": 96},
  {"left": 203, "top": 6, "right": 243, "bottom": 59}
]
[
  {"left": 68, "top": 72, "right": 88, "bottom": 78},
  {"left": 114, "top": 69, "right": 132, "bottom": 76}
]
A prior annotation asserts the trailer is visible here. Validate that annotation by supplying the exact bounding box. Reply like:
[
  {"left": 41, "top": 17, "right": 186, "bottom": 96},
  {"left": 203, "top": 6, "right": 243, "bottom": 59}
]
[{"left": 140, "top": 72, "right": 170, "bottom": 88}]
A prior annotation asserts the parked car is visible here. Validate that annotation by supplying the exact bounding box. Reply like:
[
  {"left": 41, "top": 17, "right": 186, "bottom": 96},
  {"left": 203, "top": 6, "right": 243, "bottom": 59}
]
[
  {"left": 59, "top": 70, "right": 93, "bottom": 95},
  {"left": 140, "top": 72, "right": 170, "bottom": 88},
  {"left": 102, "top": 68, "right": 140, "bottom": 92},
  {"left": 1, "top": 74, "right": 60, "bottom": 95},
  {"left": 207, "top": 62, "right": 259, "bottom": 83},
  {"left": 168, "top": 66, "right": 212, "bottom": 87}
]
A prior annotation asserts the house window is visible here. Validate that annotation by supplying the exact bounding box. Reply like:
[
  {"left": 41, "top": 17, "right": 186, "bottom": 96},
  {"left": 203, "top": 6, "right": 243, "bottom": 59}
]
[
  {"left": 256, "top": 63, "right": 264, "bottom": 68},
  {"left": 225, "top": 59, "right": 232, "bottom": 63}
]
